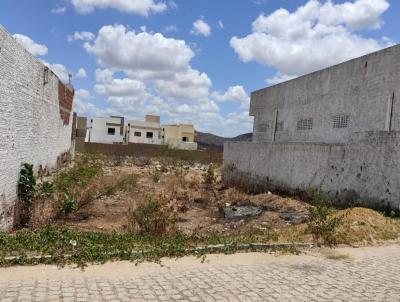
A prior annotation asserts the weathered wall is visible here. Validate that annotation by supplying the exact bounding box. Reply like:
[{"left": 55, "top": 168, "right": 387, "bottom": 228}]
[
  {"left": 0, "top": 25, "right": 74, "bottom": 230},
  {"left": 223, "top": 131, "right": 400, "bottom": 211},
  {"left": 251, "top": 45, "right": 400, "bottom": 144}
]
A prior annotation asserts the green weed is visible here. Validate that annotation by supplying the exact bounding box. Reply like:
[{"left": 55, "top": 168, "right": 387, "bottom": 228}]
[
  {"left": 306, "top": 195, "right": 346, "bottom": 245},
  {"left": 59, "top": 193, "right": 77, "bottom": 217}
]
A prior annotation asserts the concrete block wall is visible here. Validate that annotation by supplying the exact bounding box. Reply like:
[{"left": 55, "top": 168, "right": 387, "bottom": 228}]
[
  {"left": 223, "top": 131, "right": 400, "bottom": 211},
  {"left": 0, "top": 26, "right": 74, "bottom": 230},
  {"left": 251, "top": 45, "right": 400, "bottom": 144}
]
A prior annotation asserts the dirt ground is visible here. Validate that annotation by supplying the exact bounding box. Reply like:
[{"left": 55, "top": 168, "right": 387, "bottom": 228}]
[{"left": 54, "top": 158, "right": 312, "bottom": 236}]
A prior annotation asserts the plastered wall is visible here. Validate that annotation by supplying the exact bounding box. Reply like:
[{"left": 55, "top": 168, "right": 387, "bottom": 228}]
[
  {"left": 223, "top": 131, "right": 400, "bottom": 211},
  {"left": 251, "top": 45, "right": 400, "bottom": 144}
]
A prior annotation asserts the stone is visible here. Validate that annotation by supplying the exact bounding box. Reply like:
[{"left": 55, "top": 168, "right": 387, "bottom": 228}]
[{"left": 222, "top": 205, "right": 263, "bottom": 219}]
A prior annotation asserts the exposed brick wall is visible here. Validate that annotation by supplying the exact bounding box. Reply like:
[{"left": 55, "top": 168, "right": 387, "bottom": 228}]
[
  {"left": 58, "top": 82, "right": 74, "bottom": 125},
  {"left": 0, "top": 25, "right": 74, "bottom": 230}
]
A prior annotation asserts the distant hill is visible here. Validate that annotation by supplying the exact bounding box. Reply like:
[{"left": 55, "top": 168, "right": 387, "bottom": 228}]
[{"left": 195, "top": 131, "right": 252, "bottom": 151}]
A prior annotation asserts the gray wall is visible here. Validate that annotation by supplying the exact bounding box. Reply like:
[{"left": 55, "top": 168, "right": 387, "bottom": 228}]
[
  {"left": 251, "top": 45, "right": 400, "bottom": 144},
  {"left": 223, "top": 131, "right": 400, "bottom": 211}
]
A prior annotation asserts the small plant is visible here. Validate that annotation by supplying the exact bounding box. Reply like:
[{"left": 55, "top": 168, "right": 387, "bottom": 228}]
[
  {"left": 54, "top": 152, "right": 103, "bottom": 206},
  {"left": 151, "top": 170, "right": 161, "bottom": 183},
  {"left": 59, "top": 193, "right": 77, "bottom": 217},
  {"left": 203, "top": 163, "right": 216, "bottom": 184},
  {"left": 18, "top": 163, "right": 36, "bottom": 205},
  {"left": 35, "top": 181, "right": 54, "bottom": 199},
  {"left": 128, "top": 197, "right": 173, "bottom": 235},
  {"left": 306, "top": 195, "right": 346, "bottom": 245},
  {"left": 104, "top": 174, "right": 137, "bottom": 195}
]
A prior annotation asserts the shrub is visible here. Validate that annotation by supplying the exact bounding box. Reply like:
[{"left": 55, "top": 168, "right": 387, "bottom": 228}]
[
  {"left": 18, "top": 163, "right": 36, "bottom": 205},
  {"left": 306, "top": 195, "right": 346, "bottom": 245},
  {"left": 18, "top": 163, "right": 37, "bottom": 226},
  {"left": 203, "top": 163, "right": 216, "bottom": 184},
  {"left": 104, "top": 174, "right": 137, "bottom": 196},
  {"left": 59, "top": 193, "right": 77, "bottom": 217},
  {"left": 151, "top": 170, "right": 161, "bottom": 183},
  {"left": 54, "top": 152, "right": 103, "bottom": 204},
  {"left": 127, "top": 197, "right": 173, "bottom": 235},
  {"left": 35, "top": 181, "right": 54, "bottom": 199}
]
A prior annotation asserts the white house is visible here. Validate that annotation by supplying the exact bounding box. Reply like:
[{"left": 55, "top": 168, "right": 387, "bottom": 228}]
[
  {"left": 86, "top": 116, "right": 124, "bottom": 144},
  {"left": 126, "top": 115, "right": 163, "bottom": 145}
]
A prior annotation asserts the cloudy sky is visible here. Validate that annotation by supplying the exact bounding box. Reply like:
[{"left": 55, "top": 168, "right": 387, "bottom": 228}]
[{"left": 1, "top": 0, "right": 398, "bottom": 136}]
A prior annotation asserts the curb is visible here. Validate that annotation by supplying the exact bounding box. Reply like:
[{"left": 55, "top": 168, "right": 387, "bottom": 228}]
[{"left": 2, "top": 242, "right": 314, "bottom": 262}]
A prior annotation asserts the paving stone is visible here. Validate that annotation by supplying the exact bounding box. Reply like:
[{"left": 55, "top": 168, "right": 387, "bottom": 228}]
[{"left": 2, "top": 246, "right": 400, "bottom": 301}]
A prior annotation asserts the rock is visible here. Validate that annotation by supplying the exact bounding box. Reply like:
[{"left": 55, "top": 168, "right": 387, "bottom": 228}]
[
  {"left": 278, "top": 212, "right": 309, "bottom": 224},
  {"left": 222, "top": 205, "right": 263, "bottom": 219}
]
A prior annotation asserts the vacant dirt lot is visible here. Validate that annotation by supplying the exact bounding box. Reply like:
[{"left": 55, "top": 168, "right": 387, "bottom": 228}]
[
  {"left": 25, "top": 155, "right": 398, "bottom": 245},
  {"left": 51, "top": 157, "right": 309, "bottom": 235}
]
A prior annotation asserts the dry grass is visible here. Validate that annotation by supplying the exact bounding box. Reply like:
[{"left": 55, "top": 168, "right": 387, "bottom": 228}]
[
  {"left": 25, "top": 155, "right": 400, "bottom": 247},
  {"left": 335, "top": 207, "right": 400, "bottom": 244},
  {"left": 270, "top": 207, "right": 400, "bottom": 245}
]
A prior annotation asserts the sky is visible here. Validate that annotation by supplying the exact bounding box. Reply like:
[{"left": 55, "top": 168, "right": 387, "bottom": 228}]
[{"left": 0, "top": 0, "right": 399, "bottom": 136}]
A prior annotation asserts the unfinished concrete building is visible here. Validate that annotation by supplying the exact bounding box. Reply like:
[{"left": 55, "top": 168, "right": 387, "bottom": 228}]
[
  {"left": 224, "top": 45, "right": 400, "bottom": 211},
  {"left": 86, "top": 116, "right": 125, "bottom": 144},
  {"left": 0, "top": 25, "right": 74, "bottom": 230},
  {"left": 126, "top": 115, "right": 163, "bottom": 145}
]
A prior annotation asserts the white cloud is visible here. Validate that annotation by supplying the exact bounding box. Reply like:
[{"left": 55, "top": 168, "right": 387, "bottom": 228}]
[
  {"left": 318, "top": 0, "right": 390, "bottom": 30},
  {"left": 84, "top": 25, "right": 194, "bottom": 79},
  {"left": 153, "top": 68, "right": 211, "bottom": 100},
  {"left": 82, "top": 24, "right": 252, "bottom": 136},
  {"left": 191, "top": 18, "right": 211, "bottom": 37},
  {"left": 95, "top": 78, "right": 148, "bottom": 97},
  {"left": 75, "top": 89, "right": 93, "bottom": 100},
  {"left": 76, "top": 68, "right": 87, "bottom": 78},
  {"left": 85, "top": 24, "right": 211, "bottom": 100},
  {"left": 13, "top": 34, "right": 48, "bottom": 56},
  {"left": 95, "top": 68, "right": 114, "bottom": 83},
  {"left": 266, "top": 73, "right": 296, "bottom": 85},
  {"left": 164, "top": 25, "right": 178, "bottom": 33},
  {"left": 211, "top": 85, "right": 250, "bottom": 109},
  {"left": 222, "top": 111, "right": 254, "bottom": 137},
  {"left": 51, "top": 6, "right": 67, "bottom": 14},
  {"left": 74, "top": 98, "right": 105, "bottom": 118},
  {"left": 68, "top": 31, "right": 95, "bottom": 42},
  {"left": 230, "top": 0, "right": 392, "bottom": 84},
  {"left": 71, "top": 0, "right": 167, "bottom": 16}
]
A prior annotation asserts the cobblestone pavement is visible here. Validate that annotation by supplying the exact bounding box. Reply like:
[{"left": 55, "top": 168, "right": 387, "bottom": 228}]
[{"left": 1, "top": 245, "right": 400, "bottom": 301}]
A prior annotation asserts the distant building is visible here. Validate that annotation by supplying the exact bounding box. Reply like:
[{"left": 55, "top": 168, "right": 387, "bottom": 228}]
[
  {"left": 86, "top": 116, "right": 124, "bottom": 144},
  {"left": 81, "top": 114, "right": 198, "bottom": 150},
  {"left": 163, "top": 124, "right": 198, "bottom": 150},
  {"left": 126, "top": 115, "right": 162, "bottom": 145}
]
